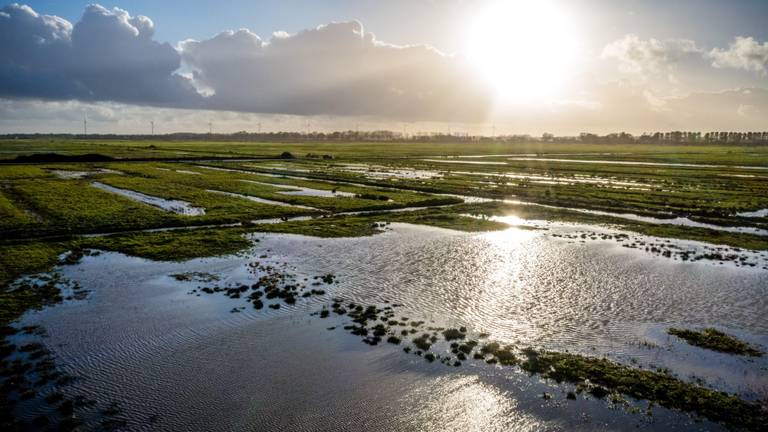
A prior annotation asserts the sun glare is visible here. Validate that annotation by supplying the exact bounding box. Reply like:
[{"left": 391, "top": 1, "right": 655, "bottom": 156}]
[{"left": 464, "top": 1, "right": 581, "bottom": 104}]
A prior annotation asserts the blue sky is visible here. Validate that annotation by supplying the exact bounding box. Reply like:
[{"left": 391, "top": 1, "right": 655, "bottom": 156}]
[
  {"left": 2, "top": 1, "right": 767, "bottom": 133},
  {"left": 19, "top": 0, "right": 768, "bottom": 49}
]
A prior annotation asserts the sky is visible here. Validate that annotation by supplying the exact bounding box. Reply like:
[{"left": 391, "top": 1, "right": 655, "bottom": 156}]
[{"left": 1, "top": 0, "right": 767, "bottom": 135}]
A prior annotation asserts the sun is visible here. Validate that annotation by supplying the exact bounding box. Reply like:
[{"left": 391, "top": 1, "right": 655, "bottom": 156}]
[{"left": 464, "top": 0, "right": 581, "bottom": 105}]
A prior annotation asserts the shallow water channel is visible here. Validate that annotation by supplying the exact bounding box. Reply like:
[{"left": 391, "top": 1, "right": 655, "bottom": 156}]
[
  {"left": 14, "top": 223, "right": 768, "bottom": 431},
  {"left": 92, "top": 182, "right": 206, "bottom": 216}
]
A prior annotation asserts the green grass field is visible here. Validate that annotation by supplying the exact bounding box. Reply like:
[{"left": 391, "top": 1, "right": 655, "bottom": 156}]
[{"left": 1, "top": 138, "right": 767, "bottom": 286}]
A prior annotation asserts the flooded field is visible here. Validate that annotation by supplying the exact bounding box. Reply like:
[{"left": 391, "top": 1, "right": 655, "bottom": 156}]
[
  {"left": 14, "top": 224, "right": 768, "bottom": 430},
  {"left": 2, "top": 140, "right": 768, "bottom": 431}
]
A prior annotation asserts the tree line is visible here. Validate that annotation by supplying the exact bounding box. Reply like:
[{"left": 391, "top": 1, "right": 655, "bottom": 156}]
[{"left": 2, "top": 130, "right": 768, "bottom": 144}]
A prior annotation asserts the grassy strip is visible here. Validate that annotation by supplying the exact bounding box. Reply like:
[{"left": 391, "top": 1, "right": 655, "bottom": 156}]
[
  {"left": 0, "top": 243, "right": 65, "bottom": 288},
  {"left": 668, "top": 328, "right": 763, "bottom": 357},
  {"left": 386, "top": 210, "right": 512, "bottom": 232},
  {"left": 250, "top": 210, "right": 511, "bottom": 238},
  {"left": 75, "top": 228, "right": 254, "bottom": 262},
  {"left": 250, "top": 218, "right": 381, "bottom": 238},
  {"left": 519, "top": 349, "right": 765, "bottom": 431}
]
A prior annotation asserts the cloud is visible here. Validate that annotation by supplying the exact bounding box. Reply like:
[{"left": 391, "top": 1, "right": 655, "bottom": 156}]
[
  {"left": 601, "top": 34, "right": 702, "bottom": 78},
  {"left": 0, "top": 4, "right": 489, "bottom": 121},
  {"left": 709, "top": 37, "right": 768, "bottom": 74},
  {"left": 0, "top": 3, "right": 199, "bottom": 105},
  {"left": 179, "top": 21, "right": 491, "bottom": 121},
  {"left": 1, "top": 3, "right": 766, "bottom": 130}
]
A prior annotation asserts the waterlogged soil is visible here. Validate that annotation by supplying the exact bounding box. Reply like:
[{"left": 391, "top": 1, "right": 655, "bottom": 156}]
[{"left": 13, "top": 224, "right": 768, "bottom": 431}]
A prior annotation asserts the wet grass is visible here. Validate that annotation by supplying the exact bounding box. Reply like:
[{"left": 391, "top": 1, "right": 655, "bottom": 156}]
[
  {"left": 0, "top": 243, "right": 66, "bottom": 288},
  {"left": 4, "top": 178, "right": 179, "bottom": 238},
  {"left": 668, "top": 328, "right": 763, "bottom": 357},
  {"left": 518, "top": 349, "right": 765, "bottom": 431},
  {"left": 76, "top": 229, "right": 254, "bottom": 262}
]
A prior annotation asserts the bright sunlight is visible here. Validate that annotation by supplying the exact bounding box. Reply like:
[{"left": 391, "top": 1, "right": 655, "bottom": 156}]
[{"left": 464, "top": 0, "right": 581, "bottom": 104}]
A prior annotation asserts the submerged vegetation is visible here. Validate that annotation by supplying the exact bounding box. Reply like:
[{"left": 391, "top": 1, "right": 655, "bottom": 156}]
[
  {"left": 320, "top": 299, "right": 767, "bottom": 431},
  {"left": 668, "top": 327, "right": 763, "bottom": 357}
]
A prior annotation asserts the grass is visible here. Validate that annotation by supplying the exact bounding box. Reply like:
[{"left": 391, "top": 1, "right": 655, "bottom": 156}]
[
  {"left": 5, "top": 179, "right": 179, "bottom": 237},
  {"left": 2, "top": 138, "right": 768, "bottom": 165},
  {"left": 668, "top": 328, "right": 763, "bottom": 357},
  {"left": 76, "top": 228, "right": 254, "bottom": 262},
  {"left": 0, "top": 243, "right": 66, "bottom": 288}
]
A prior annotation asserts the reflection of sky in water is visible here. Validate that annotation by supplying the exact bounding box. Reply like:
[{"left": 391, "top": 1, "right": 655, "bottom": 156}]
[{"left": 16, "top": 224, "right": 765, "bottom": 430}]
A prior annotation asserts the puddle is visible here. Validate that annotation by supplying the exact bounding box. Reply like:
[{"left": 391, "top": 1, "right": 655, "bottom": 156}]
[{"left": 92, "top": 182, "right": 206, "bottom": 216}]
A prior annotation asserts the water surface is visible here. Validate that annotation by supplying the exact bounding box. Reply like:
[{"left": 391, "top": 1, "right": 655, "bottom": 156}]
[{"left": 18, "top": 224, "right": 767, "bottom": 430}]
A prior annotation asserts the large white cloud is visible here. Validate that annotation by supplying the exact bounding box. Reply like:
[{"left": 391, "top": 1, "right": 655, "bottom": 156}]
[
  {"left": 0, "top": 4, "right": 490, "bottom": 121},
  {"left": 709, "top": 37, "right": 768, "bottom": 75},
  {"left": 601, "top": 34, "right": 702, "bottom": 78},
  {"left": 178, "top": 21, "right": 491, "bottom": 120},
  {"left": 0, "top": 3, "right": 199, "bottom": 104}
]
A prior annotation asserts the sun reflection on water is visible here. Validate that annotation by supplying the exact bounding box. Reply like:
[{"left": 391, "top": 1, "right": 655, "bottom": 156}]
[{"left": 402, "top": 375, "right": 543, "bottom": 432}]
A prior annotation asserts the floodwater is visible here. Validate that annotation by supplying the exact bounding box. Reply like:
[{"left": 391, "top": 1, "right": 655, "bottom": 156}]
[
  {"left": 92, "top": 182, "right": 205, "bottom": 216},
  {"left": 448, "top": 171, "right": 654, "bottom": 189},
  {"left": 204, "top": 164, "right": 768, "bottom": 237},
  {"left": 505, "top": 158, "right": 768, "bottom": 170},
  {"left": 15, "top": 224, "right": 767, "bottom": 431},
  {"left": 424, "top": 157, "right": 768, "bottom": 171},
  {"left": 340, "top": 164, "right": 443, "bottom": 179},
  {"left": 206, "top": 189, "right": 321, "bottom": 211}
]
